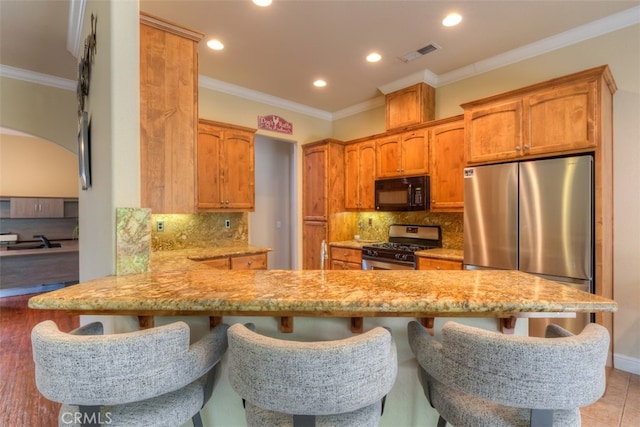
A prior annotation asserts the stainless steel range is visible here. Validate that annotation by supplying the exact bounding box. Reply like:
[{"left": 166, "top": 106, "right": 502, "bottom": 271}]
[{"left": 362, "top": 224, "right": 442, "bottom": 270}]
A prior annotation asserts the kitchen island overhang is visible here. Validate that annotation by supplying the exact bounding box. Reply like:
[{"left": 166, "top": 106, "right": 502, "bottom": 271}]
[{"left": 28, "top": 269, "right": 617, "bottom": 333}]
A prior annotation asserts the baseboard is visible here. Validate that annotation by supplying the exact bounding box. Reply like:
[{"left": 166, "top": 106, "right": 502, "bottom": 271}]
[{"left": 614, "top": 353, "right": 640, "bottom": 375}]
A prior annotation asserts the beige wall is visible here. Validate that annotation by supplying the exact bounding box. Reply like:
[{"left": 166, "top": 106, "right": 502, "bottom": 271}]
[
  {"left": 0, "top": 77, "right": 77, "bottom": 152},
  {"left": 0, "top": 133, "right": 78, "bottom": 197}
]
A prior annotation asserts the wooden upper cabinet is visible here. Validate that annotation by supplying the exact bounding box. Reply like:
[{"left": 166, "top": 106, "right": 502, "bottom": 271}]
[
  {"left": 463, "top": 66, "right": 613, "bottom": 165},
  {"left": 524, "top": 81, "right": 597, "bottom": 156},
  {"left": 376, "top": 129, "right": 429, "bottom": 178},
  {"left": 197, "top": 119, "right": 256, "bottom": 211},
  {"left": 385, "top": 83, "right": 435, "bottom": 130},
  {"left": 429, "top": 117, "right": 465, "bottom": 212},
  {"left": 303, "top": 139, "right": 345, "bottom": 221},
  {"left": 345, "top": 140, "right": 376, "bottom": 210},
  {"left": 465, "top": 99, "right": 523, "bottom": 164},
  {"left": 303, "top": 144, "right": 329, "bottom": 221},
  {"left": 140, "top": 13, "right": 203, "bottom": 213}
]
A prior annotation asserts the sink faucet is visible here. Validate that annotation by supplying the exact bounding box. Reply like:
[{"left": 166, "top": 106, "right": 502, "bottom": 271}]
[{"left": 33, "top": 235, "right": 53, "bottom": 248}]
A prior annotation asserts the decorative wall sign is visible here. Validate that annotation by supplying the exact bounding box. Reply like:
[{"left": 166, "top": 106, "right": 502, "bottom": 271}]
[
  {"left": 257, "top": 115, "right": 293, "bottom": 134},
  {"left": 77, "top": 14, "right": 97, "bottom": 118}
]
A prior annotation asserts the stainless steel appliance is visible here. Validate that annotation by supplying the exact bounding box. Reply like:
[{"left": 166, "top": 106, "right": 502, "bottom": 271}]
[
  {"left": 463, "top": 155, "right": 594, "bottom": 336},
  {"left": 375, "top": 175, "right": 429, "bottom": 211},
  {"left": 362, "top": 224, "right": 441, "bottom": 270}
]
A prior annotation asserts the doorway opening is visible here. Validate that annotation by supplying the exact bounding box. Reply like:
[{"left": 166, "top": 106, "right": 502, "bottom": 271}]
[{"left": 249, "top": 135, "right": 296, "bottom": 269}]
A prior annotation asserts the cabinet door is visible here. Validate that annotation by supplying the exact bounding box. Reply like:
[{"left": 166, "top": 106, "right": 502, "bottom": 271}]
[
  {"left": 303, "top": 221, "right": 327, "bottom": 270},
  {"left": 223, "top": 130, "right": 255, "bottom": 209},
  {"left": 385, "top": 83, "right": 435, "bottom": 130},
  {"left": 344, "top": 144, "right": 360, "bottom": 209},
  {"left": 401, "top": 130, "right": 429, "bottom": 175},
  {"left": 231, "top": 253, "right": 267, "bottom": 270},
  {"left": 376, "top": 135, "right": 402, "bottom": 178},
  {"left": 466, "top": 100, "right": 523, "bottom": 164},
  {"left": 140, "top": 18, "right": 199, "bottom": 214},
  {"left": 10, "top": 198, "right": 64, "bottom": 218},
  {"left": 358, "top": 141, "right": 376, "bottom": 209},
  {"left": 417, "top": 257, "right": 462, "bottom": 270},
  {"left": 345, "top": 141, "right": 376, "bottom": 210},
  {"left": 525, "top": 81, "right": 596, "bottom": 156},
  {"left": 197, "top": 124, "right": 223, "bottom": 209},
  {"left": 429, "top": 120, "right": 465, "bottom": 212},
  {"left": 329, "top": 247, "right": 362, "bottom": 264},
  {"left": 303, "top": 145, "right": 328, "bottom": 220}
]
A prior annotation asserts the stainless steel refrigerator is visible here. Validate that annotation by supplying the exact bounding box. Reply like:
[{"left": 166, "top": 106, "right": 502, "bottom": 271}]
[{"left": 463, "top": 155, "right": 594, "bottom": 336}]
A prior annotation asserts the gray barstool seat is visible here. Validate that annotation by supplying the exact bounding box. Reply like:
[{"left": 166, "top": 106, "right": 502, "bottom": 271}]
[
  {"left": 32, "top": 320, "right": 228, "bottom": 427},
  {"left": 408, "top": 321, "right": 609, "bottom": 427},
  {"left": 228, "top": 323, "right": 398, "bottom": 426}
]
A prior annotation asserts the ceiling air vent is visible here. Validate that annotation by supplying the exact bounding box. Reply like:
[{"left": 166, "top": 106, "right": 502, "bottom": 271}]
[{"left": 400, "top": 42, "right": 441, "bottom": 63}]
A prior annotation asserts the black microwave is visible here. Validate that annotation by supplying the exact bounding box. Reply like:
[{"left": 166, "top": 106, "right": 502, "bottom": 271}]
[{"left": 375, "top": 175, "right": 429, "bottom": 211}]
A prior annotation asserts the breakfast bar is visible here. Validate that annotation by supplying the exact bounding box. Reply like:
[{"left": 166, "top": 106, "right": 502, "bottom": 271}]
[
  {"left": 28, "top": 269, "right": 617, "bottom": 333},
  {"left": 27, "top": 269, "right": 617, "bottom": 426}
]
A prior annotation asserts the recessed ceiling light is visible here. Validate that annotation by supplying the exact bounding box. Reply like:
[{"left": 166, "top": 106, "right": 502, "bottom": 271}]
[
  {"left": 313, "top": 79, "right": 327, "bottom": 88},
  {"left": 206, "top": 39, "right": 224, "bottom": 50},
  {"left": 442, "top": 13, "right": 462, "bottom": 27},
  {"left": 366, "top": 52, "right": 382, "bottom": 63},
  {"left": 253, "top": 0, "right": 272, "bottom": 6}
]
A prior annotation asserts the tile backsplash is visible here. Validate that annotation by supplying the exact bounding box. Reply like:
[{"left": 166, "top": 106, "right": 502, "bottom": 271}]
[
  {"left": 150, "top": 212, "right": 248, "bottom": 251},
  {"left": 354, "top": 211, "right": 463, "bottom": 249}
]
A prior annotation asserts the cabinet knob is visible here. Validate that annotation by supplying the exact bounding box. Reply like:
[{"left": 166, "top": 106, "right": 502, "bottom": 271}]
[
  {"left": 436, "top": 266, "right": 442, "bottom": 270},
  {"left": 515, "top": 145, "right": 522, "bottom": 151},
  {"left": 524, "top": 144, "right": 530, "bottom": 149},
  {"left": 431, "top": 199, "right": 436, "bottom": 203}
]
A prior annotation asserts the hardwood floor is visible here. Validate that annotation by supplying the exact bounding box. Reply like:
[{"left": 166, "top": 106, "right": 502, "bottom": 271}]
[
  {"left": 0, "top": 294, "right": 78, "bottom": 427},
  {"left": 0, "top": 293, "right": 638, "bottom": 426}
]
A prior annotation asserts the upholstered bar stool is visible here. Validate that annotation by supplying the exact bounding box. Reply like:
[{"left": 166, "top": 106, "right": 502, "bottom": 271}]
[
  {"left": 408, "top": 320, "right": 610, "bottom": 427},
  {"left": 227, "top": 323, "right": 398, "bottom": 427},
  {"left": 31, "top": 320, "right": 229, "bottom": 427}
]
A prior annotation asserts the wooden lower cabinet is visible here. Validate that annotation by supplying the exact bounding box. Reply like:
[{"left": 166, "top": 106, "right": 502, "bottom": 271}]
[
  {"left": 330, "top": 247, "right": 362, "bottom": 270},
  {"left": 201, "top": 258, "right": 231, "bottom": 270},
  {"left": 231, "top": 253, "right": 268, "bottom": 270},
  {"left": 201, "top": 253, "right": 268, "bottom": 270},
  {"left": 303, "top": 221, "right": 327, "bottom": 270},
  {"left": 417, "top": 257, "right": 463, "bottom": 270}
]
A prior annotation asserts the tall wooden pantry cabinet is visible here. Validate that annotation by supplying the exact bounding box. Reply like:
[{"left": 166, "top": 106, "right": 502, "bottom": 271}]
[{"left": 302, "top": 139, "right": 351, "bottom": 269}]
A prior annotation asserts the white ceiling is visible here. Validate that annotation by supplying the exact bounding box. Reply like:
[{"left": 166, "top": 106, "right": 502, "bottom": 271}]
[{"left": 1, "top": 0, "right": 639, "bottom": 116}]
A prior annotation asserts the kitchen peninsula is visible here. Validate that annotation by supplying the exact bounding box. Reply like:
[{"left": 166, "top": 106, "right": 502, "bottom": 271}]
[
  {"left": 28, "top": 268, "right": 617, "bottom": 426},
  {"left": 29, "top": 268, "right": 616, "bottom": 332}
]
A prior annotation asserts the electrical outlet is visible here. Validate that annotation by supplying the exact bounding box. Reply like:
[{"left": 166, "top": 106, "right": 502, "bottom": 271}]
[
  {"left": 156, "top": 220, "right": 164, "bottom": 232},
  {"left": 225, "top": 219, "right": 231, "bottom": 229}
]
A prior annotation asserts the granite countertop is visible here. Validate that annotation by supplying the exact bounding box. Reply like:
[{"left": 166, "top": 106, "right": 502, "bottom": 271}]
[
  {"left": 0, "top": 240, "right": 79, "bottom": 257},
  {"left": 149, "top": 244, "right": 272, "bottom": 272},
  {"left": 29, "top": 269, "right": 617, "bottom": 317},
  {"left": 329, "top": 240, "right": 383, "bottom": 249},
  {"left": 415, "top": 248, "right": 464, "bottom": 262}
]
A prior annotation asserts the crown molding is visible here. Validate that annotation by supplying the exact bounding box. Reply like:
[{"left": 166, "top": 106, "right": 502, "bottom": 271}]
[
  {"left": 67, "top": 0, "right": 87, "bottom": 58},
  {"left": 198, "top": 75, "right": 333, "bottom": 121},
  {"left": 435, "top": 4, "right": 640, "bottom": 87},
  {"left": 0, "top": 65, "right": 75, "bottom": 91}
]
